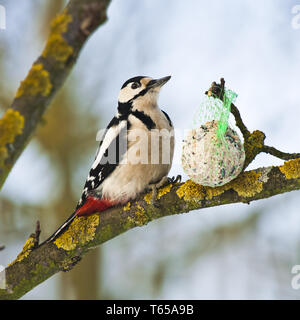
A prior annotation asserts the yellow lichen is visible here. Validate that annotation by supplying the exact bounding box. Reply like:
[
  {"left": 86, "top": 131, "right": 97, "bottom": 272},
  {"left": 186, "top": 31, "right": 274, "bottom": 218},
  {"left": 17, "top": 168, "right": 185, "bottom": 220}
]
[
  {"left": 125, "top": 216, "right": 136, "bottom": 229},
  {"left": 279, "top": 158, "right": 300, "bottom": 179},
  {"left": 176, "top": 180, "right": 205, "bottom": 201},
  {"left": 177, "top": 171, "right": 263, "bottom": 201},
  {"left": 0, "top": 109, "right": 24, "bottom": 146},
  {"left": 16, "top": 64, "right": 52, "bottom": 98},
  {"left": 144, "top": 184, "right": 173, "bottom": 204},
  {"left": 249, "top": 130, "right": 265, "bottom": 148},
  {"left": 135, "top": 205, "right": 148, "bottom": 226},
  {"left": 42, "top": 34, "right": 74, "bottom": 62},
  {"left": 144, "top": 192, "right": 152, "bottom": 204},
  {"left": 50, "top": 11, "right": 73, "bottom": 35},
  {"left": 123, "top": 202, "right": 131, "bottom": 211},
  {"left": 205, "top": 184, "right": 230, "bottom": 200},
  {"left": 157, "top": 184, "right": 172, "bottom": 199},
  {"left": 205, "top": 171, "right": 263, "bottom": 199},
  {"left": 9, "top": 235, "right": 36, "bottom": 266},
  {"left": 244, "top": 130, "right": 265, "bottom": 158},
  {"left": 42, "top": 12, "right": 73, "bottom": 62},
  {"left": 0, "top": 109, "right": 24, "bottom": 165},
  {"left": 229, "top": 171, "right": 263, "bottom": 197},
  {"left": 54, "top": 214, "right": 99, "bottom": 251}
]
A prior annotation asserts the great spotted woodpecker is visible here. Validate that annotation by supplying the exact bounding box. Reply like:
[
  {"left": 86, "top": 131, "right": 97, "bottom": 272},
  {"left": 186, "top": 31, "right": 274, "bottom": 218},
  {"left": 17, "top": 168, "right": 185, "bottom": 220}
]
[{"left": 42, "top": 76, "right": 176, "bottom": 244}]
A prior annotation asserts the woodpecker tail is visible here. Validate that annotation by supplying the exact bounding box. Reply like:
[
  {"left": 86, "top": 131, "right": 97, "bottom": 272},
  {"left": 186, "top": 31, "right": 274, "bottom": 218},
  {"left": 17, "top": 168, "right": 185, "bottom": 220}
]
[
  {"left": 39, "top": 197, "right": 115, "bottom": 247},
  {"left": 39, "top": 211, "right": 77, "bottom": 246}
]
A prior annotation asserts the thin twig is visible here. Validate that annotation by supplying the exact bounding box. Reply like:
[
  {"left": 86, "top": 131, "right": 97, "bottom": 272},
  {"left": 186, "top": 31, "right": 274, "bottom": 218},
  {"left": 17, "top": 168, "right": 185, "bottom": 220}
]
[
  {"left": 34, "top": 220, "right": 41, "bottom": 247},
  {"left": 230, "top": 103, "right": 250, "bottom": 139},
  {"left": 262, "top": 145, "right": 300, "bottom": 161},
  {"left": 206, "top": 78, "right": 250, "bottom": 138},
  {"left": 206, "top": 78, "right": 300, "bottom": 167}
]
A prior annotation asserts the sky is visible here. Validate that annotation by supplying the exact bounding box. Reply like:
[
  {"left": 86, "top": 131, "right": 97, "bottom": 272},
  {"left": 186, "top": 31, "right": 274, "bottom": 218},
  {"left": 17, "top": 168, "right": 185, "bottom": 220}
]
[{"left": 0, "top": 0, "right": 300, "bottom": 299}]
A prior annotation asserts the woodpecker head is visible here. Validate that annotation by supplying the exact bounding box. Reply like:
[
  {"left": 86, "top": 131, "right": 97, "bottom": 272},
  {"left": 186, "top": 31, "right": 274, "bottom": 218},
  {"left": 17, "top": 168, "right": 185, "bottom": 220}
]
[{"left": 118, "top": 76, "right": 171, "bottom": 114}]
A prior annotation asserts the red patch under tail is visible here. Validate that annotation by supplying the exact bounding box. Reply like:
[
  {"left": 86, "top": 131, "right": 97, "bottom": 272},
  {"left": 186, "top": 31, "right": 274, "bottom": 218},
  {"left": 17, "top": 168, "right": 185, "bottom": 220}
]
[{"left": 75, "top": 196, "right": 115, "bottom": 216}]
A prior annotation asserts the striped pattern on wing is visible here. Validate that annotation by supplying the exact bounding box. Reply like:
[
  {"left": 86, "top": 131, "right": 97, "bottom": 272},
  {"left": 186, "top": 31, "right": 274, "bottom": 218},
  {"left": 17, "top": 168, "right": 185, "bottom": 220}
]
[{"left": 76, "top": 119, "right": 128, "bottom": 210}]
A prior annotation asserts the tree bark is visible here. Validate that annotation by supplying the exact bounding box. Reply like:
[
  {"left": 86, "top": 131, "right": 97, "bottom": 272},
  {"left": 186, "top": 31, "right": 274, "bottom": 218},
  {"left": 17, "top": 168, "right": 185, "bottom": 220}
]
[
  {"left": 0, "top": 0, "right": 111, "bottom": 189},
  {"left": 0, "top": 157, "right": 300, "bottom": 299}
]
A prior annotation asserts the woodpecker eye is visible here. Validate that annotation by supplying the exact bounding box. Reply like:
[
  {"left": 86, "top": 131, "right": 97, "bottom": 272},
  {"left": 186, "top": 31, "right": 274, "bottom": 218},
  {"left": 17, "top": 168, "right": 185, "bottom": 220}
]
[{"left": 131, "top": 82, "right": 140, "bottom": 89}]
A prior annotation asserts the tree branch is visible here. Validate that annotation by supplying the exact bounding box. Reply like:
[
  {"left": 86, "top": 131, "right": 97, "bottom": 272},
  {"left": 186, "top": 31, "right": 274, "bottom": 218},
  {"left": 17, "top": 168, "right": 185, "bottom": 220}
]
[
  {"left": 261, "top": 145, "right": 300, "bottom": 161},
  {"left": 0, "top": 0, "right": 111, "bottom": 189},
  {"left": 1, "top": 158, "right": 300, "bottom": 299},
  {"left": 206, "top": 79, "right": 300, "bottom": 168}
]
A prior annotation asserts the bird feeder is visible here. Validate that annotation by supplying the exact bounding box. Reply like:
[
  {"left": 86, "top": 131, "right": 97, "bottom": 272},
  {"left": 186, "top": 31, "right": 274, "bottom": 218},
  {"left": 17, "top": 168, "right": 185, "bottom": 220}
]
[{"left": 181, "top": 88, "right": 245, "bottom": 187}]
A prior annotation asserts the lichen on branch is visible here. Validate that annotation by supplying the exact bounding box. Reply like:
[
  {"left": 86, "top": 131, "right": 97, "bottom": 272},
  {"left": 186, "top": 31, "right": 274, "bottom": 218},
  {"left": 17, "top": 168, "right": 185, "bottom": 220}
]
[
  {"left": 0, "top": 0, "right": 112, "bottom": 190},
  {"left": 279, "top": 158, "right": 300, "bottom": 179},
  {"left": 2, "top": 158, "right": 300, "bottom": 300},
  {"left": 16, "top": 64, "right": 52, "bottom": 98},
  {"left": 54, "top": 214, "right": 99, "bottom": 251},
  {"left": 42, "top": 12, "right": 74, "bottom": 62},
  {"left": 0, "top": 109, "right": 24, "bottom": 166}
]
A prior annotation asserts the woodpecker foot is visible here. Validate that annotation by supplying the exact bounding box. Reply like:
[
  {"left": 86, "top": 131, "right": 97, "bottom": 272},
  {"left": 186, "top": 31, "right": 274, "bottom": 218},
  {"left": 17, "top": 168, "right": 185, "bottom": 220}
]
[
  {"left": 148, "top": 175, "right": 181, "bottom": 207},
  {"left": 169, "top": 175, "right": 182, "bottom": 184},
  {"left": 148, "top": 176, "right": 168, "bottom": 207}
]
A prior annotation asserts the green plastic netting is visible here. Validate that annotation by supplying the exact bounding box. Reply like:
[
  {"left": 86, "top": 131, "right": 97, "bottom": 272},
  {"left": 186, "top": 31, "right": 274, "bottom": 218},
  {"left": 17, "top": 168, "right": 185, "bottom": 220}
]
[
  {"left": 194, "top": 88, "right": 238, "bottom": 144},
  {"left": 181, "top": 88, "right": 245, "bottom": 187}
]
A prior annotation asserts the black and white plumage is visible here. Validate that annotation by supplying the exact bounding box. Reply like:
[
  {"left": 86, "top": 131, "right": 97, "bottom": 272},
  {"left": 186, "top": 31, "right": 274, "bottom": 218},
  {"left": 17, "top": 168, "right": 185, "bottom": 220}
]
[{"left": 43, "top": 76, "right": 174, "bottom": 244}]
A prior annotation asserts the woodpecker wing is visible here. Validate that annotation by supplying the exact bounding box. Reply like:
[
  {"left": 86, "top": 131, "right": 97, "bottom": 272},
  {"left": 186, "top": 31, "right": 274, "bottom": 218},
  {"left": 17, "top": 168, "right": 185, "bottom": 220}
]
[
  {"left": 76, "top": 118, "right": 128, "bottom": 209},
  {"left": 161, "top": 109, "right": 173, "bottom": 127}
]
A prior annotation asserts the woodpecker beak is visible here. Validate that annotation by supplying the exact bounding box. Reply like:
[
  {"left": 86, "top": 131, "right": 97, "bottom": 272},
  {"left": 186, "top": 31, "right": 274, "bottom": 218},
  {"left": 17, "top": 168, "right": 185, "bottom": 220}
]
[{"left": 147, "top": 76, "right": 171, "bottom": 89}]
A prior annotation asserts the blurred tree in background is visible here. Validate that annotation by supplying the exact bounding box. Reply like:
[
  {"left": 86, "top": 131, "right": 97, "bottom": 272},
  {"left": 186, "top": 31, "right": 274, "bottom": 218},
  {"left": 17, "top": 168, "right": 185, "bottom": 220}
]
[{"left": 0, "top": 0, "right": 103, "bottom": 299}]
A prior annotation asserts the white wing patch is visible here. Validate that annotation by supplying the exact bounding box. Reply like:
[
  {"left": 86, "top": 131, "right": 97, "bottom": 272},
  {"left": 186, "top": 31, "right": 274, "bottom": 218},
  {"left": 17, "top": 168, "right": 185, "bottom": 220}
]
[{"left": 92, "top": 120, "right": 127, "bottom": 170}]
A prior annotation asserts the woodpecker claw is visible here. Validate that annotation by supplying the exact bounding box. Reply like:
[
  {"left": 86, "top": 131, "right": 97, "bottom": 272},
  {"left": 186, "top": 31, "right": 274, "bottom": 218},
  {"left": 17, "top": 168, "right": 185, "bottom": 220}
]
[
  {"left": 148, "top": 175, "right": 179, "bottom": 207},
  {"left": 150, "top": 186, "right": 157, "bottom": 206},
  {"left": 169, "top": 175, "right": 181, "bottom": 184}
]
